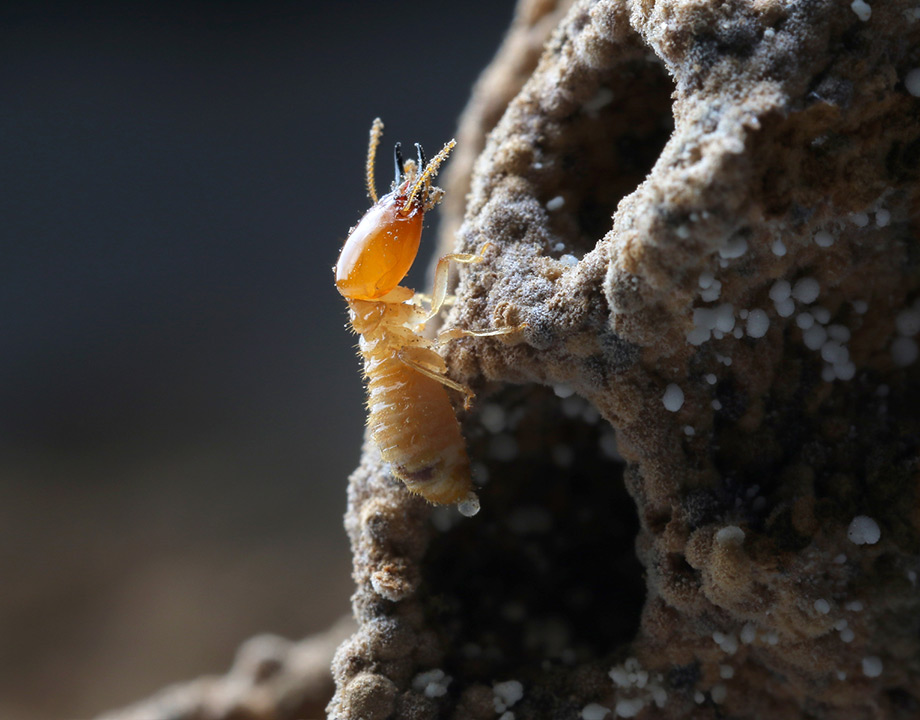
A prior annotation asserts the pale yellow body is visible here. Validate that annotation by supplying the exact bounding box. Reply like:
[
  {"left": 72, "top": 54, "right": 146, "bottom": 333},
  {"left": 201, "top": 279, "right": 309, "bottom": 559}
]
[{"left": 349, "top": 295, "right": 471, "bottom": 504}]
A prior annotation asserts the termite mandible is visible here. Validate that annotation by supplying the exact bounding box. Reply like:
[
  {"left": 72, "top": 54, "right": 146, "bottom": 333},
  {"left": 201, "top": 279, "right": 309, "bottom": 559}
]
[{"left": 334, "top": 118, "right": 517, "bottom": 515}]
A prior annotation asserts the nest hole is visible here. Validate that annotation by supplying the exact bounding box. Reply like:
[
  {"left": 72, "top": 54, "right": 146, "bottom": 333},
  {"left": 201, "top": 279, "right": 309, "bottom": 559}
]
[
  {"left": 539, "top": 56, "right": 675, "bottom": 254},
  {"left": 421, "top": 386, "right": 643, "bottom": 687}
]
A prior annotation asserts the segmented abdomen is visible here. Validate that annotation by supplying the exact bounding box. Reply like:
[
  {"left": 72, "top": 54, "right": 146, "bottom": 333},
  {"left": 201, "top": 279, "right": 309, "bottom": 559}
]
[{"left": 364, "top": 351, "right": 471, "bottom": 504}]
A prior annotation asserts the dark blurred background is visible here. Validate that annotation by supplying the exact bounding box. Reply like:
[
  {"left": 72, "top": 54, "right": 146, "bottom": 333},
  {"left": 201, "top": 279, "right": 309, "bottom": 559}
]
[{"left": 0, "top": 2, "right": 513, "bottom": 717}]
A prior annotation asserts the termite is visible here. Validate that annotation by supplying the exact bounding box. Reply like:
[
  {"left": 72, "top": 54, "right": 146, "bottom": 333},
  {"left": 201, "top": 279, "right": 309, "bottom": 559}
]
[{"left": 334, "top": 118, "right": 516, "bottom": 515}]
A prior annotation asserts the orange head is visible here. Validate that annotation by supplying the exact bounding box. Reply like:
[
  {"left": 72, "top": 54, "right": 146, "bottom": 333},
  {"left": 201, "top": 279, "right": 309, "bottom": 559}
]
[
  {"left": 335, "top": 184, "right": 424, "bottom": 301},
  {"left": 335, "top": 120, "right": 454, "bottom": 301}
]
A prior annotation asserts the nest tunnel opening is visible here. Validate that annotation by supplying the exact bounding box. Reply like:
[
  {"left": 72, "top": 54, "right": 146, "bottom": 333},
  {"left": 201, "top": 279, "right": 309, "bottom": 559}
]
[
  {"left": 538, "top": 55, "right": 675, "bottom": 256},
  {"left": 419, "top": 385, "right": 644, "bottom": 687}
]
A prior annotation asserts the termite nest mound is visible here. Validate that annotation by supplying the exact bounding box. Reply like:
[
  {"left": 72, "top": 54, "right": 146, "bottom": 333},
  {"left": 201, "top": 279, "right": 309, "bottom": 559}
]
[{"left": 332, "top": 0, "right": 920, "bottom": 718}]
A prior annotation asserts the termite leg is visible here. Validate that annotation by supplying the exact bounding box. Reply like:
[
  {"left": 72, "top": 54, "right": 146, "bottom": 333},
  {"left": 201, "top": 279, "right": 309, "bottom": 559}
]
[
  {"left": 366, "top": 118, "right": 384, "bottom": 203},
  {"left": 414, "top": 292, "right": 455, "bottom": 308},
  {"left": 437, "top": 324, "right": 526, "bottom": 344},
  {"left": 419, "top": 242, "right": 493, "bottom": 324},
  {"left": 397, "top": 349, "right": 476, "bottom": 409}
]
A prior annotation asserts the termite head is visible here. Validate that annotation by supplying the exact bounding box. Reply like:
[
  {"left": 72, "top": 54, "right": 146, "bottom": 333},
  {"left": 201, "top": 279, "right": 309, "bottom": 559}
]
[{"left": 335, "top": 119, "right": 455, "bottom": 301}]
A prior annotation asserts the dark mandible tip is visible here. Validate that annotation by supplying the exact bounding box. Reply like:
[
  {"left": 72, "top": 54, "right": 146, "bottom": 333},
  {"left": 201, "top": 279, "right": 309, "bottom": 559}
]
[
  {"left": 415, "top": 142, "right": 427, "bottom": 171},
  {"left": 393, "top": 142, "right": 404, "bottom": 184}
]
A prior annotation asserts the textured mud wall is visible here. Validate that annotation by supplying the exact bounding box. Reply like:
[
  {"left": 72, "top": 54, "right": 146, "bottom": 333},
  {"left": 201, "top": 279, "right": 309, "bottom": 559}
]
[{"left": 331, "top": 0, "right": 920, "bottom": 718}]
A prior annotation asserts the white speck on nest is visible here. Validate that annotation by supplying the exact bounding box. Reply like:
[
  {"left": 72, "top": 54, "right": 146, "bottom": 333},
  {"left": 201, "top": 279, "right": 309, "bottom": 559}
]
[
  {"left": 875, "top": 208, "right": 891, "bottom": 227},
  {"left": 686, "top": 326, "right": 709, "bottom": 346},
  {"left": 699, "top": 271, "right": 715, "bottom": 289},
  {"left": 833, "top": 361, "right": 856, "bottom": 381},
  {"left": 481, "top": 404, "right": 506, "bottom": 433},
  {"left": 493, "top": 680, "right": 524, "bottom": 713},
  {"left": 615, "top": 698, "right": 645, "bottom": 718},
  {"left": 683, "top": 425, "right": 695, "bottom": 436},
  {"left": 701, "top": 279, "right": 722, "bottom": 302},
  {"left": 663, "top": 383, "right": 684, "bottom": 412},
  {"left": 581, "top": 703, "right": 610, "bottom": 720},
  {"left": 828, "top": 324, "right": 851, "bottom": 342},
  {"left": 770, "top": 280, "right": 791, "bottom": 302},
  {"left": 846, "top": 600, "right": 864, "bottom": 612},
  {"left": 546, "top": 195, "right": 565, "bottom": 211},
  {"left": 803, "top": 324, "right": 827, "bottom": 350},
  {"left": 813, "top": 306, "right": 831, "bottom": 324},
  {"left": 712, "top": 631, "right": 739, "bottom": 655},
  {"left": 719, "top": 235, "right": 747, "bottom": 259},
  {"left": 862, "top": 656, "right": 883, "bottom": 678},
  {"left": 906, "top": 68, "right": 920, "bottom": 97},
  {"left": 772, "top": 239, "right": 787, "bottom": 256},
  {"left": 740, "top": 623, "right": 757, "bottom": 645},
  {"left": 711, "top": 684, "right": 728, "bottom": 704},
  {"left": 792, "top": 277, "right": 820, "bottom": 303},
  {"left": 775, "top": 297, "right": 795, "bottom": 317},
  {"left": 746, "top": 309, "right": 770, "bottom": 338},
  {"left": 848, "top": 515, "right": 881, "bottom": 545},
  {"left": 797, "top": 312, "right": 815, "bottom": 330},
  {"left": 850, "top": 0, "right": 871, "bottom": 21},
  {"left": 852, "top": 300, "right": 868, "bottom": 314},
  {"left": 821, "top": 340, "right": 847, "bottom": 364},
  {"left": 715, "top": 525, "right": 745, "bottom": 545},
  {"left": 715, "top": 303, "right": 735, "bottom": 332},
  {"left": 720, "top": 664, "right": 735, "bottom": 679},
  {"left": 850, "top": 211, "right": 870, "bottom": 227},
  {"left": 554, "top": 383, "right": 575, "bottom": 398},
  {"left": 553, "top": 242, "right": 566, "bottom": 252},
  {"left": 560, "top": 253, "right": 579, "bottom": 267},
  {"left": 413, "top": 669, "right": 452, "bottom": 698},
  {"left": 814, "top": 229, "right": 835, "bottom": 247},
  {"left": 814, "top": 599, "right": 831, "bottom": 614},
  {"left": 458, "top": 493, "right": 481, "bottom": 518}
]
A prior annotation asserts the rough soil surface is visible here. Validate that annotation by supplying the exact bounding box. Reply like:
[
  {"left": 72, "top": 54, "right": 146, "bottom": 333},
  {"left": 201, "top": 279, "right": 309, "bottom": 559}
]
[{"left": 331, "top": 0, "right": 920, "bottom": 718}]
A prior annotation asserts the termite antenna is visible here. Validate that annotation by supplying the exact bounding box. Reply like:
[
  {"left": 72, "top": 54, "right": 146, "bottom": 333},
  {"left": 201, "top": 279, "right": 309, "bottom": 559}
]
[
  {"left": 393, "top": 142, "right": 404, "bottom": 186},
  {"left": 366, "top": 118, "right": 384, "bottom": 204},
  {"left": 404, "top": 138, "right": 456, "bottom": 212},
  {"left": 415, "top": 142, "right": 427, "bottom": 171}
]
